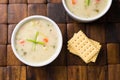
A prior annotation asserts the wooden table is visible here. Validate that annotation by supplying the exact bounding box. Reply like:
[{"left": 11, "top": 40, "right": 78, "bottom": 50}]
[{"left": 0, "top": 0, "right": 120, "bottom": 80}]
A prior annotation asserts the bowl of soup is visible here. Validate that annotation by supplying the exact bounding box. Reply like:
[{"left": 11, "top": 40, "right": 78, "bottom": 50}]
[
  {"left": 62, "top": 0, "right": 112, "bottom": 22},
  {"left": 11, "top": 15, "right": 63, "bottom": 67}
]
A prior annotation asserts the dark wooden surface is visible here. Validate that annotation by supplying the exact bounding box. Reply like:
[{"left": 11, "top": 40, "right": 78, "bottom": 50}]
[{"left": 0, "top": 0, "right": 120, "bottom": 80}]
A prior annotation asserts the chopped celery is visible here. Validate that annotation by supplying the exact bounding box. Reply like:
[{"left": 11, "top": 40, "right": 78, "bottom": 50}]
[
  {"left": 27, "top": 39, "right": 45, "bottom": 45},
  {"left": 85, "top": 0, "right": 90, "bottom": 6}
]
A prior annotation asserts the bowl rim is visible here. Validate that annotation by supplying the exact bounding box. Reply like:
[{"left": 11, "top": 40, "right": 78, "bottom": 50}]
[
  {"left": 62, "top": 0, "right": 112, "bottom": 22},
  {"left": 11, "top": 15, "right": 63, "bottom": 67}
]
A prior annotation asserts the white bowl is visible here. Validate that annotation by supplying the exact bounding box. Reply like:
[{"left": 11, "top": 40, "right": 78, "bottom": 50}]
[
  {"left": 62, "top": 0, "right": 112, "bottom": 22},
  {"left": 11, "top": 15, "right": 63, "bottom": 67}
]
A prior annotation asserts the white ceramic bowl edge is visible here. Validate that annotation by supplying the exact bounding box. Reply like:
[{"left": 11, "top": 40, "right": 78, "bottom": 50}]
[
  {"left": 62, "top": 0, "right": 112, "bottom": 22},
  {"left": 11, "top": 15, "right": 63, "bottom": 67}
]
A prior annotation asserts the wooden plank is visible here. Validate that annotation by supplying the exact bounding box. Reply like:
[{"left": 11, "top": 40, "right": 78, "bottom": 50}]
[
  {"left": 66, "top": 14, "right": 76, "bottom": 23},
  {"left": 0, "top": 67, "right": 6, "bottom": 80},
  {"left": 0, "top": 0, "right": 8, "bottom": 3},
  {"left": 8, "top": 4, "right": 27, "bottom": 23},
  {"left": 107, "top": 43, "right": 120, "bottom": 64},
  {"left": 47, "top": 3, "right": 66, "bottom": 23},
  {"left": 46, "top": 66, "right": 67, "bottom": 80},
  {"left": 28, "top": 4, "right": 47, "bottom": 16},
  {"left": 107, "top": 2, "right": 120, "bottom": 22},
  {"left": 86, "top": 23, "right": 105, "bottom": 43},
  {"left": 6, "top": 66, "right": 26, "bottom": 80},
  {"left": 0, "top": 24, "right": 7, "bottom": 44},
  {"left": 67, "top": 23, "right": 86, "bottom": 40},
  {"left": 0, "top": 4, "right": 7, "bottom": 23},
  {"left": 0, "top": 45, "right": 6, "bottom": 66},
  {"left": 27, "top": 0, "right": 46, "bottom": 3},
  {"left": 68, "top": 66, "right": 87, "bottom": 80},
  {"left": 87, "top": 66, "right": 108, "bottom": 80},
  {"left": 27, "top": 67, "right": 47, "bottom": 80},
  {"left": 47, "top": 0, "right": 61, "bottom": 3},
  {"left": 27, "top": 66, "right": 67, "bottom": 80},
  {"left": 108, "top": 64, "right": 120, "bottom": 80},
  {"left": 67, "top": 23, "right": 87, "bottom": 65},
  {"left": 9, "top": 0, "right": 27, "bottom": 3},
  {"left": 8, "top": 24, "right": 16, "bottom": 44},
  {"left": 106, "top": 23, "right": 120, "bottom": 43},
  {"left": 7, "top": 45, "right": 24, "bottom": 66}
]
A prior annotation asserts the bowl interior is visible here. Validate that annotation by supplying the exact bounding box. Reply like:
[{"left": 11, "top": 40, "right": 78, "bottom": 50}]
[
  {"left": 62, "top": 0, "right": 112, "bottom": 22},
  {"left": 11, "top": 15, "right": 63, "bottom": 67}
]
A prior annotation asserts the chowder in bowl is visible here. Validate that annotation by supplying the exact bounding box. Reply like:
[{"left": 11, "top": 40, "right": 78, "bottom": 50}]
[
  {"left": 11, "top": 15, "right": 63, "bottom": 67},
  {"left": 62, "top": 0, "right": 112, "bottom": 22}
]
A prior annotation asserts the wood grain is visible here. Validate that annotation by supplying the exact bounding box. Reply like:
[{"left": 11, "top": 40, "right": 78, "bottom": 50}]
[
  {"left": 0, "top": 45, "right": 7, "bottom": 66},
  {"left": 107, "top": 43, "right": 120, "bottom": 64},
  {"left": 0, "top": 0, "right": 8, "bottom": 3},
  {"left": 27, "top": 66, "right": 67, "bottom": 80},
  {"left": 8, "top": 24, "right": 16, "bottom": 44},
  {"left": 108, "top": 64, "right": 120, "bottom": 80},
  {"left": 106, "top": 23, "right": 120, "bottom": 43},
  {"left": 47, "top": 3, "right": 66, "bottom": 23},
  {"left": 27, "top": 0, "right": 46, "bottom": 3},
  {"left": 7, "top": 45, "right": 24, "bottom": 66},
  {"left": 66, "top": 14, "right": 75, "bottom": 23},
  {"left": 7, "top": 66, "right": 26, "bottom": 80},
  {"left": 0, "top": 67, "right": 6, "bottom": 80},
  {"left": 8, "top": 4, "right": 27, "bottom": 23},
  {"left": 46, "top": 66, "right": 67, "bottom": 80},
  {"left": 9, "top": 0, "right": 27, "bottom": 3},
  {"left": 0, "top": 4, "right": 7, "bottom": 23},
  {"left": 27, "top": 66, "right": 47, "bottom": 80},
  {"left": 87, "top": 66, "right": 108, "bottom": 80},
  {"left": 47, "top": 0, "right": 62, "bottom": 3},
  {"left": 86, "top": 23, "right": 105, "bottom": 43},
  {"left": 67, "top": 23, "right": 86, "bottom": 40},
  {"left": 0, "top": 24, "right": 7, "bottom": 44},
  {"left": 107, "top": 2, "right": 120, "bottom": 22},
  {"left": 68, "top": 66, "right": 87, "bottom": 80},
  {"left": 0, "top": 1, "right": 119, "bottom": 80},
  {"left": 28, "top": 4, "right": 47, "bottom": 16}
]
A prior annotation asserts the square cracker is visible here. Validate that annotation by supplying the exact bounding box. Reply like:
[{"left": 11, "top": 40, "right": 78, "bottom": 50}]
[
  {"left": 68, "top": 39, "right": 101, "bottom": 62},
  {"left": 89, "top": 39, "right": 101, "bottom": 62},
  {"left": 68, "top": 31, "right": 99, "bottom": 63}
]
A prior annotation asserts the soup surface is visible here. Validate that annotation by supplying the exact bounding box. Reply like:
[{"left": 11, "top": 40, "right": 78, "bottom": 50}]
[
  {"left": 66, "top": 0, "right": 108, "bottom": 18},
  {"left": 15, "top": 19, "right": 58, "bottom": 64}
]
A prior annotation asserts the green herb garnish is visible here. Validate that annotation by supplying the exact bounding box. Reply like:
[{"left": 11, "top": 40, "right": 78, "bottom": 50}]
[
  {"left": 27, "top": 39, "right": 45, "bottom": 45},
  {"left": 85, "top": 0, "right": 90, "bottom": 6},
  {"left": 27, "top": 32, "right": 45, "bottom": 51}
]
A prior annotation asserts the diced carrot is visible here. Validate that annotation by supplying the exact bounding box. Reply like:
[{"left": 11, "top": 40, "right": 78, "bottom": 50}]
[
  {"left": 19, "top": 40, "right": 25, "bottom": 44},
  {"left": 43, "top": 38, "right": 48, "bottom": 43},
  {"left": 72, "top": 0, "right": 77, "bottom": 5},
  {"left": 96, "top": 0, "right": 100, "bottom": 3}
]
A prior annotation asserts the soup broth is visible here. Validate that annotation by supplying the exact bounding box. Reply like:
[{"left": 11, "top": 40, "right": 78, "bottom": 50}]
[
  {"left": 15, "top": 19, "right": 58, "bottom": 64},
  {"left": 66, "top": 0, "right": 108, "bottom": 18}
]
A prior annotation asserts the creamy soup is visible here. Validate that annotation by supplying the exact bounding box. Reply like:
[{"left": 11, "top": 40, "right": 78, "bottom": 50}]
[
  {"left": 66, "top": 0, "right": 108, "bottom": 18},
  {"left": 15, "top": 19, "right": 58, "bottom": 64}
]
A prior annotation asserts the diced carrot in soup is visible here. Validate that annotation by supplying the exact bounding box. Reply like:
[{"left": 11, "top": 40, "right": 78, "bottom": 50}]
[
  {"left": 66, "top": 0, "right": 108, "bottom": 18},
  {"left": 72, "top": 0, "right": 77, "bottom": 5},
  {"left": 43, "top": 38, "right": 48, "bottom": 43},
  {"left": 15, "top": 19, "right": 58, "bottom": 63}
]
